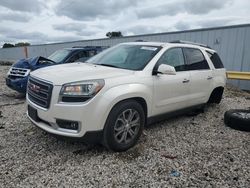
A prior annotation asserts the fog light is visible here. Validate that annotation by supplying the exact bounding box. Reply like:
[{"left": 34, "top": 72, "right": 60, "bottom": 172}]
[{"left": 56, "top": 119, "right": 79, "bottom": 130}]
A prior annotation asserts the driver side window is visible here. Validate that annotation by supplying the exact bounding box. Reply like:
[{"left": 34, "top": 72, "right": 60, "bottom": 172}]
[{"left": 157, "top": 48, "right": 186, "bottom": 72}]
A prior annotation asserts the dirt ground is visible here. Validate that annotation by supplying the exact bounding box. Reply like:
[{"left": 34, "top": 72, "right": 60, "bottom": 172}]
[{"left": 0, "top": 65, "right": 250, "bottom": 187}]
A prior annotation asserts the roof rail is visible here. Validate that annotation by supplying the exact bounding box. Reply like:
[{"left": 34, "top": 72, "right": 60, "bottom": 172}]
[
  {"left": 135, "top": 39, "right": 147, "bottom": 42},
  {"left": 72, "top": 46, "right": 87, "bottom": 48},
  {"left": 170, "top": 40, "right": 211, "bottom": 49},
  {"left": 72, "top": 46, "right": 109, "bottom": 49}
]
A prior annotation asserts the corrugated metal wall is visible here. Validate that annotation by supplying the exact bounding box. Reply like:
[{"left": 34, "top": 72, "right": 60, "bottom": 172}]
[{"left": 0, "top": 24, "right": 249, "bottom": 90}]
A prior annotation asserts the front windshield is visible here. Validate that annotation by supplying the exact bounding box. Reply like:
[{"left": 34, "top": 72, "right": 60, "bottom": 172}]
[
  {"left": 87, "top": 44, "right": 161, "bottom": 70},
  {"left": 48, "top": 49, "right": 71, "bottom": 63}
]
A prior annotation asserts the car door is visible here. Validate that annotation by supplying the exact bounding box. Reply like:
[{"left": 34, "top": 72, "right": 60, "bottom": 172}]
[
  {"left": 152, "top": 47, "right": 191, "bottom": 116},
  {"left": 183, "top": 47, "right": 213, "bottom": 105}
]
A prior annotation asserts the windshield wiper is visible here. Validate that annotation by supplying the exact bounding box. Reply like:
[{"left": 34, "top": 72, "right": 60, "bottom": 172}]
[{"left": 98, "top": 63, "right": 120, "bottom": 68}]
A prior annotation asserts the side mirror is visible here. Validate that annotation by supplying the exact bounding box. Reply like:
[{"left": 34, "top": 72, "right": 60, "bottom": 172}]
[{"left": 157, "top": 64, "right": 176, "bottom": 75}]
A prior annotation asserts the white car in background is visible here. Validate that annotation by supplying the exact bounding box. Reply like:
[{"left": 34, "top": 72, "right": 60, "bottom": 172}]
[{"left": 26, "top": 41, "right": 226, "bottom": 151}]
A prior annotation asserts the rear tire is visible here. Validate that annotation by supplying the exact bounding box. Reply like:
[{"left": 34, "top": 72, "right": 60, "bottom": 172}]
[
  {"left": 103, "top": 100, "right": 145, "bottom": 152},
  {"left": 224, "top": 109, "right": 250, "bottom": 132}
]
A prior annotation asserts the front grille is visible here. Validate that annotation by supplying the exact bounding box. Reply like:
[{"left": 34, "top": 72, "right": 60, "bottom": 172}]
[
  {"left": 28, "top": 77, "right": 53, "bottom": 108},
  {"left": 8, "top": 67, "right": 30, "bottom": 78}
]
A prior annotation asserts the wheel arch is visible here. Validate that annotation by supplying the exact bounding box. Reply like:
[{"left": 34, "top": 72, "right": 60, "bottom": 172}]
[
  {"left": 208, "top": 86, "right": 224, "bottom": 103},
  {"left": 102, "top": 83, "right": 152, "bottom": 119},
  {"left": 110, "top": 97, "right": 148, "bottom": 120}
]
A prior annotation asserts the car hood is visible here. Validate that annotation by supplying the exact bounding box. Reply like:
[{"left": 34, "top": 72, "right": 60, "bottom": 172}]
[
  {"left": 30, "top": 63, "right": 134, "bottom": 85},
  {"left": 13, "top": 56, "right": 56, "bottom": 70}
]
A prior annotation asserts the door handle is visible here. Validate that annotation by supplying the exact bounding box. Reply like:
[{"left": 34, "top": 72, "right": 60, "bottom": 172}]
[
  {"left": 182, "top": 79, "right": 190, "bottom": 83},
  {"left": 207, "top": 76, "right": 213, "bottom": 80}
]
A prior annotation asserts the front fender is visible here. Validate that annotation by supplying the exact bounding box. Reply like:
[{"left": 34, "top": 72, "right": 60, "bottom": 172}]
[{"left": 102, "top": 83, "right": 153, "bottom": 118}]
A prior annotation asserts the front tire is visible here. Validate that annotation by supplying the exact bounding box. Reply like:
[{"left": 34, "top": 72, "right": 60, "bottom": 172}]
[{"left": 103, "top": 100, "right": 145, "bottom": 152}]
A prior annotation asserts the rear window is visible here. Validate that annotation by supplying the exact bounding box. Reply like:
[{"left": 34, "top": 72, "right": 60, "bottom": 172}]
[{"left": 206, "top": 51, "right": 224, "bottom": 69}]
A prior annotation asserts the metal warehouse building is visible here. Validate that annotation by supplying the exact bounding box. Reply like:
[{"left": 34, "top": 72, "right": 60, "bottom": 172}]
[{"left": 0, "top": 24, "right": 250, "bottom": 90}]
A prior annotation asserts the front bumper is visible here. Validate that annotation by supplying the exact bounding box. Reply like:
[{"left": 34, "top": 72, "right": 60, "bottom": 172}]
[
  {"left": 26, "top": 85, "right": 111, "bottom": 141},
  {"left": 6, "top": 77, "right": 28, "bottom": 93},
  {"left": 27, "top": 111, "right": 103, "bottom": 143}
]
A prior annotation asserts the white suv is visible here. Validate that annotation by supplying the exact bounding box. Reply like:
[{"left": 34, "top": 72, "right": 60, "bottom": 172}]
[{"left": 27, "top": 41, "right": 226, "bottom": 151}]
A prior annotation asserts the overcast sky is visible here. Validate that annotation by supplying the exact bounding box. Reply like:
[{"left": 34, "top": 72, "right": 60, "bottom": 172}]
[{"left": 0, "top": 0, "right": 250, "bottom": 46}]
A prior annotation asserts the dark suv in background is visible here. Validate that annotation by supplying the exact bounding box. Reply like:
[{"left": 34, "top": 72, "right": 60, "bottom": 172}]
[{"left": 6, "top": 46, "right": 107, "bottom": 93}]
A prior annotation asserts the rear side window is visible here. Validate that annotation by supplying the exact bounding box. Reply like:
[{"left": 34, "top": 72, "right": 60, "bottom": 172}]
[
  {"left": 183, "top": 48, "right": 210, "bottom": 70},
  {"left": 206, "top": 51, "right": 224, "bottom": 69}
]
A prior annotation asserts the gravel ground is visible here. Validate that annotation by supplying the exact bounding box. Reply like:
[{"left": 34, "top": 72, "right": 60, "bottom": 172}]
[{"left": 0, "top": 65, "right": 250, "bottom": 187}]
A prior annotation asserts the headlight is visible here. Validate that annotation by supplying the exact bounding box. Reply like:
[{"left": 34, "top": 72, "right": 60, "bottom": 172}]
[{"left": 60, "top": 79, "right": 105, "bottom": 102}]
